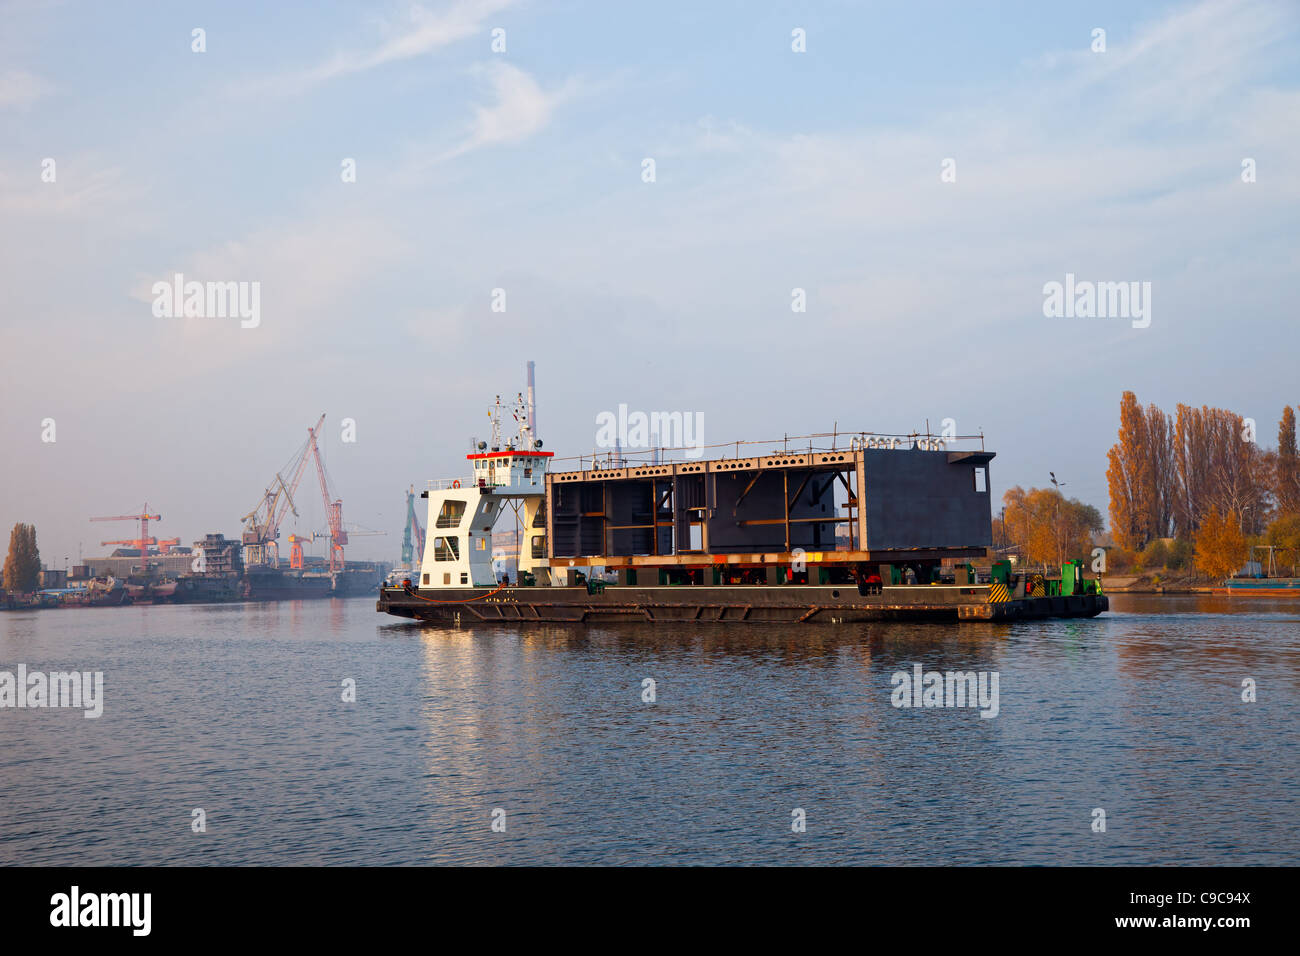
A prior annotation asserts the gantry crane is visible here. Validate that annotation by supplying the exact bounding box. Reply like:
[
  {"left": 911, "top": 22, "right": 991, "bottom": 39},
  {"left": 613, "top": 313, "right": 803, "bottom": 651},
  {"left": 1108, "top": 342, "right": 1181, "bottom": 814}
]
[{"left": 287, "top": 532, "right": 326, "bottom": 570}]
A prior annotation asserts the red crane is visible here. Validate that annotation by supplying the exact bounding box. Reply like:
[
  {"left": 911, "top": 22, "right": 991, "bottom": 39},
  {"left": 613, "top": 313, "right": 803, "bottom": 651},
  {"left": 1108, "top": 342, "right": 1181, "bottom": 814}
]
[
  {"left": 308, "top": 428, "right": 348, "bottom": 572},
  {"left": 90, "top": 505, "right": 162, "bottom": 567}
]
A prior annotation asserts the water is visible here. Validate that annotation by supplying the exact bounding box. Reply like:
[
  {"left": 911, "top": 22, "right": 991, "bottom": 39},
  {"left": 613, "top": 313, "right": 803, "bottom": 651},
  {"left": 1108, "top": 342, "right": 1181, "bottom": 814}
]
[{"left": 0, "top": 594, "right": 1296, "bottom": 865}]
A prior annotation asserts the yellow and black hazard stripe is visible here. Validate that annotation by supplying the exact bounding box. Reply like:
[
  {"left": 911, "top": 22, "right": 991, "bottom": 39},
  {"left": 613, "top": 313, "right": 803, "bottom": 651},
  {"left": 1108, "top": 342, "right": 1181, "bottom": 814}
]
[{"left": 986, "top": 582, "right": 1011, "bottom": 604}]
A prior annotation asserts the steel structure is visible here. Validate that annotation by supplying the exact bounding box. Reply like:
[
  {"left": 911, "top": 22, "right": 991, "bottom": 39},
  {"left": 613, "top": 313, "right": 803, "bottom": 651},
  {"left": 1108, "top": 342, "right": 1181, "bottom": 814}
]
[{"left": 240, "top": 414, "right": 324, "bottom": 567}]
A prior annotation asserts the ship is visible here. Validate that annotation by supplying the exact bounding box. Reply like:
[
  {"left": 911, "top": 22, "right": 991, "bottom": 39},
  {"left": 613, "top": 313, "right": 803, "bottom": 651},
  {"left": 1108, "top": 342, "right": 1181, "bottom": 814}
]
[
  {"left": 378, "top": 382, "right": 1108, "bottom": 625},
  {"left": 242, "top": 565, "right": 332, "bottom": 601},
  {"left": 330, "top": 566, "right": 383, "bottom": 596},
  {"left": 1216, "top": 546, "right": 1300, "bottom": 595},
  {"left": 173, "top": 573, "right": 241, "bottom": 603},
  {"left": 124, "top": 577, "right": 178, "bottom": 605}
]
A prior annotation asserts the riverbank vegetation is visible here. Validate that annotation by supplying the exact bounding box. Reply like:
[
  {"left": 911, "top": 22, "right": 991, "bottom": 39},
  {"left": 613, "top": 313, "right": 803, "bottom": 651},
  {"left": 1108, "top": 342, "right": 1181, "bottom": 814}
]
[
  {"left": 1103, "top": 395, "right": 1297, "bottom": 579},
  {"left": 992, "top": 396, "right": 1299, "bottom": 582}
]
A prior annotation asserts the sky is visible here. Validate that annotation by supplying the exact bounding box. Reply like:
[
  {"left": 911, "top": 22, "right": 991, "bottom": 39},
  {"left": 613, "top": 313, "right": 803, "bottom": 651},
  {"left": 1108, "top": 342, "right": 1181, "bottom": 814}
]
[{"left": 2, "top": 0, "right": 1298, "bottom": 566}]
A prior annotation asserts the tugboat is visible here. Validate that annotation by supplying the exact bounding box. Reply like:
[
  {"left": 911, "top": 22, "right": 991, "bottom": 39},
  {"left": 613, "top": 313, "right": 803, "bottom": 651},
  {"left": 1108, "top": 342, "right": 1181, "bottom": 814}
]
[{"left": 378, "top": 378, "right": 1107, "bottom": 625}]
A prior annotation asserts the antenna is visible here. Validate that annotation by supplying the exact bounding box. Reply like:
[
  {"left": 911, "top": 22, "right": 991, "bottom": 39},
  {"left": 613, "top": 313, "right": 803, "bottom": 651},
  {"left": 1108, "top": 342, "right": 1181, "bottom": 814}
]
[{"left": 526, "top": 360, "right": 537, "bottom": 441}]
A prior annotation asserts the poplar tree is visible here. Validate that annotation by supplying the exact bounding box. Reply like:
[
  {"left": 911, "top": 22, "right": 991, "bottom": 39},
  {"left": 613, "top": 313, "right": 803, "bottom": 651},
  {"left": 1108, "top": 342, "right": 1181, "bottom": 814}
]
[
  {"left": 1278, "top": 406, "right": 1299, "bottom": 516},
  {"left": 2, "top": 523, "right": 41, "bottom": 592}
]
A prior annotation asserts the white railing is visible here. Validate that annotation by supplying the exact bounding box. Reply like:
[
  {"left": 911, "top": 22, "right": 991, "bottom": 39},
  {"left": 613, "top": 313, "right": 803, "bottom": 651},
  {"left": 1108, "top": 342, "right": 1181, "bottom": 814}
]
[{"left": 426, "top": 478, "right": 472, "bottom": 491}]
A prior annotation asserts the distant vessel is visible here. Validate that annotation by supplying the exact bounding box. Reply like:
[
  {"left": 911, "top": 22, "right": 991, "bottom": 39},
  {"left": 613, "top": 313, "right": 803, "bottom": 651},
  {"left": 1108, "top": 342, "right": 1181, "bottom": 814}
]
[
  {"left": 330, "top": 566, "right": 382, "bottom": 596},
  {"left": 173, "top": 573, "right": 241, "bottom": 603},
  {"left": 124, "top": 578, "right": 178, "bottom": 604},
  {"left": 1218, "top": 546, "right": 1300, "bottom": 595},
  {"left": 1217, "top": 577, "right": 1300, "bottom": 595},
  {"left": 242, "top": 565, "right": 332, "bottom": 601},
  {"left": 379, "top": 380, "right": 1107, "bottom": 625}
]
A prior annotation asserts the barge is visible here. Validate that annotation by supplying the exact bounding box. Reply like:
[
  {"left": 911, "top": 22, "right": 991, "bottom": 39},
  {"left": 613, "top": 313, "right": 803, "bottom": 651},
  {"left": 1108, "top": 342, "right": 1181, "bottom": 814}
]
[{"left": 378, "top": 385, "right": 1106, "bottom": 625}]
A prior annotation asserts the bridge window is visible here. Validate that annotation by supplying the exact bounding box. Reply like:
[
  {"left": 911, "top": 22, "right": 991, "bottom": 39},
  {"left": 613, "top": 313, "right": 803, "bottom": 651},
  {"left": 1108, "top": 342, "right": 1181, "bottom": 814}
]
[
  {"left": 531, "top": 535, "right": 546, "bottom": 559},
  {"left": 437, "top": 500, "right": 466, "bottom": 528},
  {"left": 433, "top": 536, "right": 460, "bottom": 561}
]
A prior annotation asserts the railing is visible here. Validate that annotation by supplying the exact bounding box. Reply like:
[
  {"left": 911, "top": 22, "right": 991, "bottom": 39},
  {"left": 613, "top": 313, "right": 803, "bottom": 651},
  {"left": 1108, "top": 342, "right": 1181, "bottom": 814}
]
[
  {"left": 427, "top": 478, "right": 471, "bottom": 491},
  {"left": 553, "top": 429, "right": 987, "bottom": 471}
]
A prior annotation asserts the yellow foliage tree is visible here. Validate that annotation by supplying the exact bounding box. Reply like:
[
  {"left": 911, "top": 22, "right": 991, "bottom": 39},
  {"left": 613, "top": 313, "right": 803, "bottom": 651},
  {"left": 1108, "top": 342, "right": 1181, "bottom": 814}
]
[
  {"left": 1194, "top": 508, "right": 1247, "bottom": 580},
  {"left": 1002, "top": 487, "right": 1102, "bottom": 566}
]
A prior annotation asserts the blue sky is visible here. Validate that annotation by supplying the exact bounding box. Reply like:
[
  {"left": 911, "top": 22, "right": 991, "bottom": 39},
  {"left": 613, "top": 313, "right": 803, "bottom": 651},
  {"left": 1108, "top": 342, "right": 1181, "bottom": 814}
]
[{"left": 2, "top": 0, "right": 1298, "bottom": 564}]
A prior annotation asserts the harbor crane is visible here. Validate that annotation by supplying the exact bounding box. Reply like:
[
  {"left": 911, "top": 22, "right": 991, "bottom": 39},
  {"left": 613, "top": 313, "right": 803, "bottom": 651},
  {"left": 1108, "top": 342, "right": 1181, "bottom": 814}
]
[
  {"left": 240, "top": 414, "right": 324, "bottom": 567},
  {"left": 90, "top": 505, "right": 172, "bottom": 569},
  {"left": 401, "top": 485, "right": 426, "bottom": 567},
  {"left": 309, "top": 431, "right": 348, "bottom": 573}
]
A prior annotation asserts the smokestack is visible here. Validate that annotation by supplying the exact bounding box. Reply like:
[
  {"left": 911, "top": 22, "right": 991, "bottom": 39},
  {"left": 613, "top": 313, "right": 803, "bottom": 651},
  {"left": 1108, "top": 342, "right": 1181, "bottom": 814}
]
[{"left": 526, "top": 360, "right": 537, "bottom": 440}]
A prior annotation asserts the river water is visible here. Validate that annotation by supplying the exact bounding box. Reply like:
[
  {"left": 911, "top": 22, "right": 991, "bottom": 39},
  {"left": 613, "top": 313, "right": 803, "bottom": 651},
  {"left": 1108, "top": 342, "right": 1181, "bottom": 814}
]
[{"left": 0, "top": 594, "right": 1295, "bottom": 865}]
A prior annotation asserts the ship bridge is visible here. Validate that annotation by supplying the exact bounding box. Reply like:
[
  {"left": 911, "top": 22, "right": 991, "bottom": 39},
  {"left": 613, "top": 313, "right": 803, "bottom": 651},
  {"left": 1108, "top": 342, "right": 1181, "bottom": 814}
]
[{"left": 417, "top": 393, "right": 550, "bottom": 589}]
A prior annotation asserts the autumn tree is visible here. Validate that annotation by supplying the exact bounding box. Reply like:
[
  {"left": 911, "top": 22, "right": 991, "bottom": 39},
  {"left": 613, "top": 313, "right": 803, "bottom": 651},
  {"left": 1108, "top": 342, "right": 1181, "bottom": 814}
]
[
  {"left": 1002, "top": 487, "right": 1102, "bottom": 566},
  {"left": 1167, "top": 403, "right": 1270, "bottom": 537},
  {"left": 1106, "top": 391, "right": 1173, "bottom": 550},
  {"left": 1267, "top": 512, "right": 1300, "bottom": 577},
  {"left": 2, "top": 523, "right": 41, "bottom": 593},
  {"left": 1277, "top": 406, "right": 1300, "bottom": 516},
  {"left": 1193, "top": 507, "right": 1247, "bottom": 581}
]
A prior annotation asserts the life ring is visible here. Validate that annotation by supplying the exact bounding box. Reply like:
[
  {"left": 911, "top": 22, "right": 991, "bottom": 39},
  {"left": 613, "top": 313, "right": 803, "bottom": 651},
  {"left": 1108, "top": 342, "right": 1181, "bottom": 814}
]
[{"left": 451, "top": 479, "right": 461, "bottom": 488}]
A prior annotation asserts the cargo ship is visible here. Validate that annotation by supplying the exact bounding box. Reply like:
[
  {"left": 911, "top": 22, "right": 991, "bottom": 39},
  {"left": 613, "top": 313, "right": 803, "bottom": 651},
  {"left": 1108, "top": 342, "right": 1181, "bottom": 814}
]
[
  {"left": 330, "top": 566, "right": 383, "bottom": 596},
  {"left": 378, "top": 387, "right": 1107, "bottom": 625},
  {"left": 242, "top": 565, "right": 333, "bottom": 601},
  {"left": 173, "top": 573, "right": 241, "bottom": 603}
]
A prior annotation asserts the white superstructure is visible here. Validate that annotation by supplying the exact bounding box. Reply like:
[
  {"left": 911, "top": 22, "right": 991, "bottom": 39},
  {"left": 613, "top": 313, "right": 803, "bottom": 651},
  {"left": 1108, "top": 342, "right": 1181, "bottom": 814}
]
[{"left": 416, "top": 392, "right": 552, "bottom": 589}]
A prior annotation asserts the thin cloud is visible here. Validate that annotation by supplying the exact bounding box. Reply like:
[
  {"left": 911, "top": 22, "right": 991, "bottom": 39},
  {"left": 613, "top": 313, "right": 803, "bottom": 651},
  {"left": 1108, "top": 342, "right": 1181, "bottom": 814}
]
[
  {"left": 444, "top": 62, "right": 576, "bottom": 159},
  {"left": 237, "top": 0, "right": 517, "bottom": 96}
]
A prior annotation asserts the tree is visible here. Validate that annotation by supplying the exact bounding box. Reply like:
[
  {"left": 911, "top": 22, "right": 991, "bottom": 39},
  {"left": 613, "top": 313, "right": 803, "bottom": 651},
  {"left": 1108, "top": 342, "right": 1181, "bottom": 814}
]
[
  {"left": 1137, "top": 538, "right": 1169, "bottom": 571},
  {"left": 1168, "top": 403, "right": 1270, "bottom": 538},
  {"left": 1106, "top": 391, "right": 1173, "bottom": 550},
  {"left": 3, "top": 523, "right": 42, "bottom": 592},
  {"left": 1194, "top": 508, "right": 1247, "bottom": 581},
  {"left": 1002, "top": 486, "right": 1102, "bottom": 566},
  {"left": 1267, "top": 512, "right": 1300, "bottom": 576},
  {"left": 1277, "top": 406, "right": 1300, "bottom": 516}
]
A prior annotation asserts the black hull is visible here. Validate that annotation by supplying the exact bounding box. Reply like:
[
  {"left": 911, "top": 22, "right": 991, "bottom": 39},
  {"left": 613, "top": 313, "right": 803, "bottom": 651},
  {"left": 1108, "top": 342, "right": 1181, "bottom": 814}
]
[
  {"left": 377, "top": 584, "right": 1108, "bottom": 625},
  {"left": 330, "top": 568, "right": 383, "bottom": 597},
  {"left": 243, "top": 570, "right": 332, "bottom": 601}
]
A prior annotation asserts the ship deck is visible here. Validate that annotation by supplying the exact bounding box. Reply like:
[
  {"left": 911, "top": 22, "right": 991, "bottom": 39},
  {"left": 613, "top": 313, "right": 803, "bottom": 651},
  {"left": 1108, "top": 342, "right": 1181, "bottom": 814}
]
[{"left": 377, "top": 583, "right": 1108, "bottom": 624}]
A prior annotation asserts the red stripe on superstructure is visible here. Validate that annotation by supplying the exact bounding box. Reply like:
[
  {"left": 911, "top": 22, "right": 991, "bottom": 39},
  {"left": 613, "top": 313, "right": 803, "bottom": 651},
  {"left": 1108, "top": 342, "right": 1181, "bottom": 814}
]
[{"left": 466, "top": 450, "right": 555, "bottom": 459}]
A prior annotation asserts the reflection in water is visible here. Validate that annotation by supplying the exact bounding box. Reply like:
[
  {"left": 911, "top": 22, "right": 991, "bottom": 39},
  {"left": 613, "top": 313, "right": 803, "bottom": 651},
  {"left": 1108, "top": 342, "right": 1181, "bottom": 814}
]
[{"left": 0, "top": 595, "right": 1295, "bottom": 865}]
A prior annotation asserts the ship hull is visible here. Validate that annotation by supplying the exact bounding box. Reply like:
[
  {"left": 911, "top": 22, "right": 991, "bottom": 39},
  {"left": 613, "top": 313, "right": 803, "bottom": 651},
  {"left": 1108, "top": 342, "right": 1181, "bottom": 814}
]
[
  {"left": 377, "top": 584, "right": 1108, "bottom": 624},
  {"left": 173, "top": 574, "right": 241, "bottom": 603},
  {"left": 243, "top": 568, "right": 332, "bottom": 601},
  {"left": 1215, "top": 578, "right": 1300, "bottom": 595},
  {"left": 330, "top": 568, "right": 383, "bottom": 597}
]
